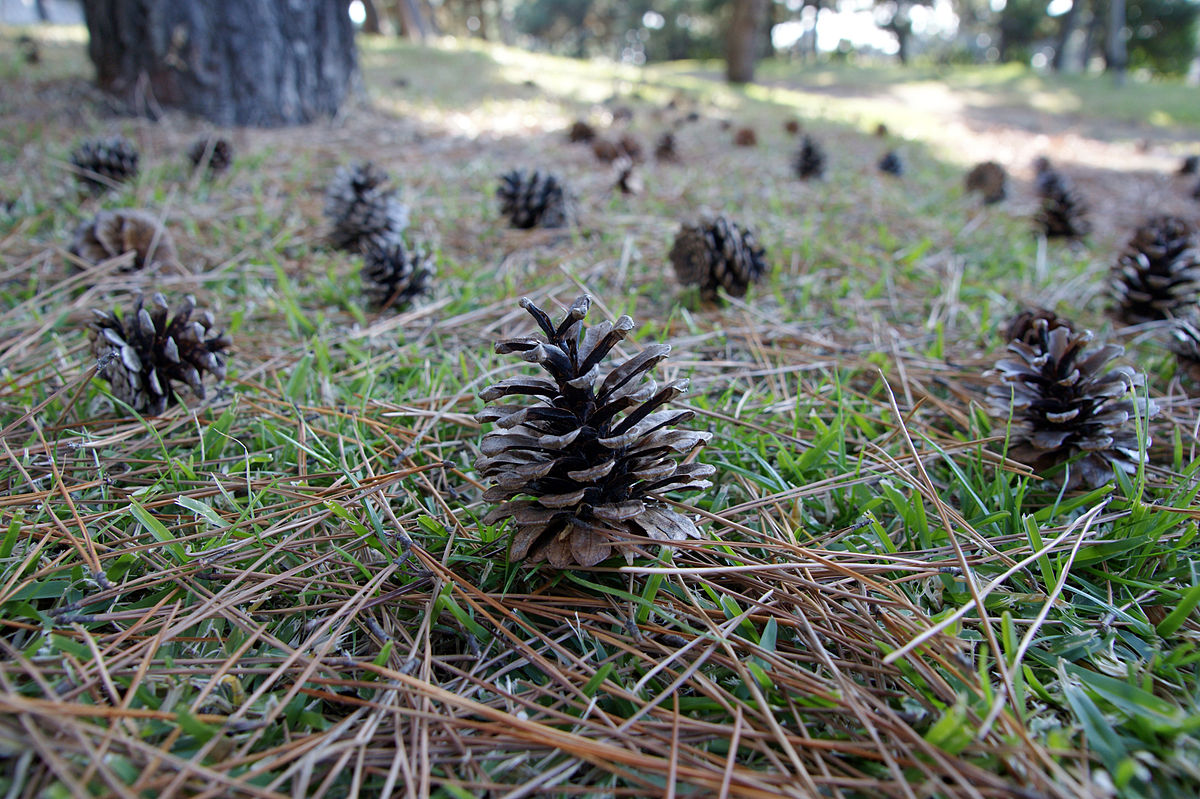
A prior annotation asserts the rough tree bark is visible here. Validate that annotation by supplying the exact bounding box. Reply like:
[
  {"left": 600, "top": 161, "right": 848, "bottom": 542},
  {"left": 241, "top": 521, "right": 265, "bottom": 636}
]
[
  {"left": 82, "top": 0, "right": 359, "bottom": 127},
  {"left": 726, "top": 0, "right": 768, "bottom": 84}
]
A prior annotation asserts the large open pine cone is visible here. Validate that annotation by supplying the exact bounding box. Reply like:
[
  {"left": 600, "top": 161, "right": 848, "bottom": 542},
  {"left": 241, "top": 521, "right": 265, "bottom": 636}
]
[
  {"left": 1110, "top": 215, "right": 1200, "bottom": 325},
  {"left": 476, "top": 295, "right": 713, "bottom": 568},
  {"left": 496, "top": 169, "right": 574, "bottom": 229},
  {"left": 70, "top": 136, "right": 140, "bottom": 193},
  {"left": 89, "top": 294, "right": 230, "bottom": 415},
  {"left": 1034, "top": 159, "right": 1090, "bottom": 238},
  {"left": 361, "top": 236, "right": 435, "bottom": 310},
  {"left": 1003, "top": 308, "right": 1074, "bottom": 347},
  {"left": 987, "top": 318, "right": 1152, "bottom": 488},
  {"left": 669, "top": 215, "right": 769, "bottom": 302},
  {"left": 323, "top": 162, "right": 409, "bottom": 252},
  {"left": 70, "top": 209, "right": 178, "bottom": 272}
]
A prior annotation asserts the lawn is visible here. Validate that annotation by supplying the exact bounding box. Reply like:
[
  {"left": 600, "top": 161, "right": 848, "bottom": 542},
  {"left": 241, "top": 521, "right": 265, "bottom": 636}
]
[{"left": 2, "top": 29, "right": 1200, "bottom": 798}]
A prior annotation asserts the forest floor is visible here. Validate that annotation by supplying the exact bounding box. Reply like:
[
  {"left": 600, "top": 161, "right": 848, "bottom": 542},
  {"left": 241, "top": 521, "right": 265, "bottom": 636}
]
[{"left": 2, "top": 26, "right": 1200, "bottom": 799}]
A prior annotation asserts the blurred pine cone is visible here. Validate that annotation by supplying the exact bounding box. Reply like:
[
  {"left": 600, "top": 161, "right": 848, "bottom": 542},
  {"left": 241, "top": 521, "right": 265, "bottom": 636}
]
[
  {"left": 1179, "top": 155, "right": 1199, "bottom": 176},
  {"left": 987, "top": 319, "right": 1152, "bottom": 488},
  {"left": 70, "top": 136, "right": 140, "bottom": 193},
  {"left": 654, "top": 132, "right": 679, "bottom": 163},
  {"left": 784, "top": 119, "right": 801, "bottom": 135},
  {"left": 89, "top": 293, "right": 230, "bottom": 415},
  {"left": 1110, "top": 215, "right": 1200, "bottom": 325},
  {"left": 592, "top": 139, "right": 621, "bottom": 163},
  {"left": 669, "top": 215, "right": 769, "bottom": 302},
  {"left": 496, "top": 169, "right": 574, "bottom": 229},
  {"left": 965, "top": 161, "right": 1007, "bottom": 204},
  {"left": 878, "top": 150, "right": 903, "bottom": 176},
  {"left": 323, "top": 162, "right": 409, "bottom": 252},
  {"left": 70, "top": 209, "right": 177, "bottom": 272},
  {"left": 734, "top": 127, "right": 757, "bottom": 147},
  {"left": 361, "top": 236, "right": 435, "bottom": 310},
  {"left": 792, "top": 136, "right": 825, "bottom": 180},
  {"left": 188, "top": 136, "right": 234, "bottom": 176},
  {"left": 618, "top": 133, "right": 645, "bottom": 163},
  {"left": 568, "top": 120, "right": 597, "bottom": 143},
  {"left": 1034, "top": 159, "right": 1090, "bottom": 238},
  {"left": 476, "top": 295, "right": 713, "bottom": 567},
  {"left": 613, "top": 157, "right": 641, "bottom": 195}
]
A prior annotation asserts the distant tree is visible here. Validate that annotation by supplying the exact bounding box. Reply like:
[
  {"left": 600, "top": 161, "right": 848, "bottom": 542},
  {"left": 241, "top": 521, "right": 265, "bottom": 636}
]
[
  {"left": 1052, "top": 0, "right": 1085, "bottom": 70},
  {"left": 876, "top": 0, "right": 933, "bottom": 64},
  {"left": 1107, "top": 0, "right": 1128, "bottom": 81},
  {"left": 1125, "top": 0, "right": 1199, "bottom": 74},
  {"left": 83, "top": 0, "right": 358, "bottom": 127},
  {"left": 727, "top": 0, "right": 768, "bottom": 82},
  {"left": 997, "top": 0, "right": 1050, "bottom": 62}
]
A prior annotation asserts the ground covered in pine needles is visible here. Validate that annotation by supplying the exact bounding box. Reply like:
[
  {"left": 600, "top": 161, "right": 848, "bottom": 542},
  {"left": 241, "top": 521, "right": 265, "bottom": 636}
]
[{"left": 2, "top": 27, "right": 1200, "bottom": 799}]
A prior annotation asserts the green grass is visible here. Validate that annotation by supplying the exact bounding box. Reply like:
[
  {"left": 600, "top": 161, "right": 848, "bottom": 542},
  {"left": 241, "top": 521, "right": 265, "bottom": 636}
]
[{"left": 2, "top": 28, "right": 1200, "bottom": 799}]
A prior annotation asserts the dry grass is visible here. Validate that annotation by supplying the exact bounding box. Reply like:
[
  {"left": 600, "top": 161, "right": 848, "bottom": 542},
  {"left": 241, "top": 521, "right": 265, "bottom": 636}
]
[{"left": 2, "top": 28, "right": 1200, "bottom": 799}]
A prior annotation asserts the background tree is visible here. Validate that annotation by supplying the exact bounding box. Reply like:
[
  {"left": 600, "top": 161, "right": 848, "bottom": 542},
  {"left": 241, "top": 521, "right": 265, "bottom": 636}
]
[
  {"left": 727, "top": 0, "right": 768, "bottom": 82},
  {"left": 83, "top": 0, "right": 359, "bottom": 127}
]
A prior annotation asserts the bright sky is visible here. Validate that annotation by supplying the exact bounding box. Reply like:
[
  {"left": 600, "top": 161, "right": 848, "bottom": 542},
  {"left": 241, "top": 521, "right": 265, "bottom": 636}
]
[{"left": 772, "top": 0, "right": 962, "bottom": 55}]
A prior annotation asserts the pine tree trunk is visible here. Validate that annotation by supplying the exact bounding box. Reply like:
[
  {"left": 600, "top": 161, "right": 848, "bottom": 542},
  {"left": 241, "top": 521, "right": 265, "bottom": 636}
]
[
  {"left": 82, "top": 0, "right": 359, "bottom": 127},
  {"left": 726, "top": 0, "right": 767, "bottom": 84},
  {"left": 1052, "top": 0, "right": 1082, "bottom": 71},
  {"left": 1106, "top": 0, "right": 1127, "bottom": 85}
]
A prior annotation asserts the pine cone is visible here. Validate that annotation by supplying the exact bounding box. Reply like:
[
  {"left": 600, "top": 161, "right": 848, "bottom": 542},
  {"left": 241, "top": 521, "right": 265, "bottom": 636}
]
[
  {"left": 734, "top": 127, "right": 757, "bottom": 147},
  {"left": 70, "top": 209, "right": 178, "bottom": 272},
  {"left": 361, "top": 236, "right": 435, "bottom": 310},
  {"left": 669, "top": 215, "right": 769, "bottom": 302},
  {"left": 476, "top": 295, "right": 713, "bottom": 568},
  {"left": 784, "top": 119, "right": 801, "bottom": 135},
  {"left": 792, "top": 136, "right": 825, "bottom": 180},
  {"left": 987, "top": 320, "right": 1152, "bottom": 488},
  {"left": 613, "top": 157, "right": 642, "bottom": 195},
  {"left": 568, "top": 121, "right": 597, "bottom": 143},
  {"left": 654, "top": 132, "right": 679, "bottom": 163},
  {"left": 188, "top": 136, "right": 234, "bottom": 176},
  {"left": 874, "top": 123, "right": 889, "bottom": 138},
  {"left": 1004, "top": 308, "right": 1074, "bottom": 347},
  {"left": 878, "top": 150, "right": 903, "bottom": 176},
  {"left": 70, "top": 136, "right": 140, "bottom": 193},
  {"left": 592, "top": 139, "right": 621, "bottom": 163},
  {"left": 965, "top": 161, "right": 1007, "bottom": 204},
  {"left": 89, "top": 293, "right": 230, "bottom": 415},
  {"left": 1179, "top": 155, "right": 1199, "bottom": 176},
  {"left": 1034, "top": 160, "right": 1090, "bottom": 238},
  {"left": 1110, "top": 215, "right": 1200, "bottom": 325},
  {"left": 496, "top": 169, "right": 574, "bottom": 229},
  {"left": 618, "top": 133, "right": 644, "bottom": 163},
  {"left": 323, "top": 162, "right": 409, "bottom": 252},
  {"left": 1166, "top": 319, "right": 1200, "bottom": 385}
]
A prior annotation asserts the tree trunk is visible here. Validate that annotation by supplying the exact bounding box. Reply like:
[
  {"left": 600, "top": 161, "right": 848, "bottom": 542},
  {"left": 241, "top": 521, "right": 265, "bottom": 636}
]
[
  {"left": 1106, "top": 0, "right": 1127, "bottom": 85},
  {"left": 361, "top": 0, "right": 383, "bottom": 34},
  {"left": 1052, "top": 0, "right": 1082, "bottom": 71},
  {"left": 394, "top": 0, "right": 430, "bottom": 40},
  {"left": 82, "top": 0, "right": 359, "bottom": 127},
  {"left": 727, "top": 0, "right": 767, "bottom": 83}
]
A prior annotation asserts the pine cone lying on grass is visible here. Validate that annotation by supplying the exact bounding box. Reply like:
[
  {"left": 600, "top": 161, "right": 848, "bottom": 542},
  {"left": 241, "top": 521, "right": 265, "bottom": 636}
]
[
  {"left": 70, "top": 136, "right": 140, "bottom": 193},
  {"left": 568, "top": 121, "right": 597, "bottom": 143},
  {"left": 476, "top": 295, "right": 713, "bottom": 567},
  {"left": 1110, "top": 215, "right": 1200, "bottom": 325},
  {"left": 987, "top": 316, "right": 1152, "bottom": 488},
  {"left": 792, "top": 136, "right": 825, "bottom": 180},
  {"left": 1034, "top": 158, "right": 1090, "bottom": 238},
  {"left": 1179, "top": 155, "right": 1199, "bottom": 176},
  {"left": 965, "top": 161, "right": 1007, "bottom": 204},
  {"left": 1004, "top": 308, "right": 1074, "bottom": 347},
  {"left": 361, "top": 237, "right": 435, "bottom": 310},
  {"left": 496, "top": 169, "right": 574, "bottom": 229},
  {"left": 613, "top": 157, "right": 642, "bottom": 195},
  {"left": 1166, "top": 319, "right": 1200, "bottom": 385},
  {"left": 323, "top": 162, "right": 409, "bottom": 252},
  {"left": 89, "top": 293, "right": 230, "bottom": 415},
  {"left": 188, "top": 136, "right": 234, "bottom": 176},
  {"left": 734, "top": 127, "right": 757, "bottom": 147},
  {"left": 70, "top": 209, "right": 178, "bottom": 272},
  {"left": 654, "top": 132, "right": 679, "bottom": 163},
  {"left": 878, "top": 150, "right": 903, "bottom": 176},
  {"left": 669, "top": 215, "right": 769, "bottom": 302}
]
